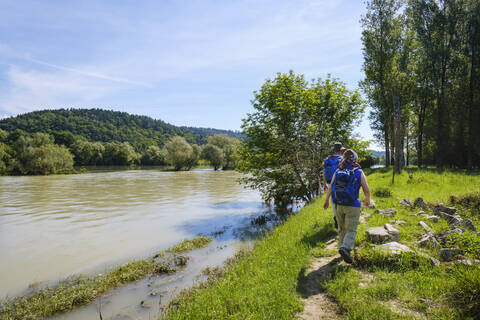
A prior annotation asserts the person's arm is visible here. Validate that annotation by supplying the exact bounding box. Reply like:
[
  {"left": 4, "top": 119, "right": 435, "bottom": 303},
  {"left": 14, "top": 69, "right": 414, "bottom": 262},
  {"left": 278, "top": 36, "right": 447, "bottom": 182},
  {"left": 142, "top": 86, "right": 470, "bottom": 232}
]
[
  {"left": 322, "top": 160, "right": 328, "bottom": 191},
  {"left": 323, "top": 173, "right": 335, "bottom": 209},
  {"left": 361, "top": 171, "right": 371, "bottom": 207}
]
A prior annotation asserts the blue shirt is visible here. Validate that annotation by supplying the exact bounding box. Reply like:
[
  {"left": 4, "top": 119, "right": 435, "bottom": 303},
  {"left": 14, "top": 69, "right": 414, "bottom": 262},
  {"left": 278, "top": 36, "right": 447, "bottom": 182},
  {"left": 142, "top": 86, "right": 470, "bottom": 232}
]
[{"left": 332, "top": 164, "right": 363, "bottom": 208}]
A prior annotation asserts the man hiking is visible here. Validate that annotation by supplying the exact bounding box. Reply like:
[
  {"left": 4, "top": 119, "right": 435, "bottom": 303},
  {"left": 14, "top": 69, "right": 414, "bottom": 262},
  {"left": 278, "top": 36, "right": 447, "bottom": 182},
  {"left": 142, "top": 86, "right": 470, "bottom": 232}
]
[
  {"left": 323, "top": 142, "right": 343, "bottom": 228},
  {"left": 323, "top": 149, "right": 371, "bottom": 264}
]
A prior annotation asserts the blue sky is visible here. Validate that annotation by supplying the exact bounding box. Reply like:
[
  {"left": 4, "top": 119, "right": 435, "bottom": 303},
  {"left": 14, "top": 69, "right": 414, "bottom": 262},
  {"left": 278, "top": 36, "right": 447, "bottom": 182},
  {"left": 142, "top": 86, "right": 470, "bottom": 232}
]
[{"left": 0, "top": 0, "right": 379, "bottom": 148}]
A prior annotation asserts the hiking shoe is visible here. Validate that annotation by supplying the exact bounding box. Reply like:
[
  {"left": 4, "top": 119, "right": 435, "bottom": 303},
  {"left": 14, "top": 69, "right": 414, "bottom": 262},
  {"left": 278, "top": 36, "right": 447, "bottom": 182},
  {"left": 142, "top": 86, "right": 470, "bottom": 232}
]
[
  {"left": 339, "top": 247, "right": 353, "bottom": 264},
  {"left": 334, "top": 216, "right": 338, "bottom": 229}
]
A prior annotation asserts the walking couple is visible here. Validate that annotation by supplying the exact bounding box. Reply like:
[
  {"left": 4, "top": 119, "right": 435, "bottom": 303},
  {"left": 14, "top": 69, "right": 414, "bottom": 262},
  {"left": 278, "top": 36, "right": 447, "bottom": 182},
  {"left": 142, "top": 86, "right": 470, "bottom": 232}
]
[{"left": 323, "top": 142, "right": 371, "bottom": 264}]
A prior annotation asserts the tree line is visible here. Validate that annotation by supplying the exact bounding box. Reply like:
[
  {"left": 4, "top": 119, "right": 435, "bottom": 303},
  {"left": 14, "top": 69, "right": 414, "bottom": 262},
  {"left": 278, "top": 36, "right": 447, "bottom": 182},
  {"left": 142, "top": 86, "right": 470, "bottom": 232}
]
[
  {"left": 0, "top": 108, "right": 240, "bottom": 151},
  {"left": 0, "top": 128, "right": 240, "bottom": 175},
  {"left": 362, "top": 0, "right": 480, "bottom": 169}
]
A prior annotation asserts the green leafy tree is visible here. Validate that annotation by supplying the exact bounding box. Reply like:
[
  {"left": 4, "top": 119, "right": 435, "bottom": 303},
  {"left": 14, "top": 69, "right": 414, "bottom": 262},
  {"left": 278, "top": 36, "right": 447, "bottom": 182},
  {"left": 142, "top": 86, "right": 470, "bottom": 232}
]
[
  {"left": 163, "top": 136, "right": 196, "bottom": 171},
  {"left": 12, "top": 132, "right": 74, "bottom": 174},
  {"left": 71, "top": 139, "right": 105, "bottom": 165},
  {"left": 238, "top": 71, "right": 364, "bottom": 207},
  {"left": 141, "top": 145, "right": 165, "bottom": 165},
  {"left": 207, "top": 134, "right": 238, "bottom": 169},
  {"left": 202, "top": 144, "right": 225, "bottom": 170}
]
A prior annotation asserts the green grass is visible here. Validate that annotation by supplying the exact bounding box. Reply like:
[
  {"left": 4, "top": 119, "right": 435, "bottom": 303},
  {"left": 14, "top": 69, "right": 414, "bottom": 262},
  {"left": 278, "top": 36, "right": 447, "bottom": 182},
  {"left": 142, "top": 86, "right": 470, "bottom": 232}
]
[
  {"left": 324, "top": 168, "right": 480, "bottom": 319},
  {"left": 164, "top": 199, "right": 337, "bottom": 319},
  {"left": 162, "top": 168, "right": 480, "bottom": 320},
  {"left": 0, "top": 236, "right": 212, "bottom": 320}
]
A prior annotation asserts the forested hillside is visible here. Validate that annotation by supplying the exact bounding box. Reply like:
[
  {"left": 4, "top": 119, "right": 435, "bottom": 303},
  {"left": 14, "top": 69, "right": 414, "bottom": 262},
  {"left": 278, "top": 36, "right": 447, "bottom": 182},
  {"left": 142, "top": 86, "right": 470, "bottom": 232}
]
[{"left": 0, "top": 109, "right": 240, "bottom": 150}]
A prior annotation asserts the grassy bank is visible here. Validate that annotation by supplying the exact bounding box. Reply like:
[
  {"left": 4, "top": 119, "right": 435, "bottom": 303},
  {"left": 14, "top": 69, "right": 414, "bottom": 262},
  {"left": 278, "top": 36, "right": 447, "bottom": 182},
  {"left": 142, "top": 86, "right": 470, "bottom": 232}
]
[
  {"left": 0, "top": 236, "right": 212, "bottom": 320},
  {"left": 164, "top": 168, "right": 480, "bottom": 319}
]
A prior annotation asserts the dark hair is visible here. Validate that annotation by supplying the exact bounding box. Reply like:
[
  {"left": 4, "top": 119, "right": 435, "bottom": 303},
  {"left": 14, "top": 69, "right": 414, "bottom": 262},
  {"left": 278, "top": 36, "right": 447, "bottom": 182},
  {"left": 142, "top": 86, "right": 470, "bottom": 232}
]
[
  {"left": 333, "top": 142, "right": 342, "bottom": 152},
  {"left": 342, "top": 149, "right": 358, "bottom": 164}
]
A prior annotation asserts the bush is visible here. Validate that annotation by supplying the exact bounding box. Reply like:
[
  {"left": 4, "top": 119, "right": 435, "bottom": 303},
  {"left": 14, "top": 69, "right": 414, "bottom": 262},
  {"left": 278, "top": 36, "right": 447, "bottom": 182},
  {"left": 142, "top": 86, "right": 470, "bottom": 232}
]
[
  {"left": 373, "top": 187, "right": 392, "bottom": 198},
  {"left": 450, "top": 193, "right": 480, "bottom": 212}
]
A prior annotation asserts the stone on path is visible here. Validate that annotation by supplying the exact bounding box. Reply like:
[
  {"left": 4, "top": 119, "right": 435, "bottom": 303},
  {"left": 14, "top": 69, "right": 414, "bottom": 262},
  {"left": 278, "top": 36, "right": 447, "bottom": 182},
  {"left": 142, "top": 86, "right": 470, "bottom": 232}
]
[
  {"left": 419, "top": 221, "right": 432, "bottom": 232},
  {"left": 430, "top": 257, "right": 441, "bottom": 266},
  {"left": 433, "top": 204, "right": 457, "bottom": 216},
  {"left": 416, "top": 211, "right": 425, "bottom": 216},
  {"left": 439, "top": 248, "right": 462, "bottom": 262},
  {"left": 462, "top": 219, "right": 476, "bottom": 231},
  {"left": 378, "top": 241, "right": 410, "bottom": 254},
  {"left": 366, "top": 224, "right": 399, "bottom": 243},
  {"left": 414, "top": 197, "right": 427, "bottom": 209},
  {"left": 375, "top": 208, "right": 397, "bottom": 216},
  {"left": 417, "top": 233, "right": 438, "bottom": 248},
  {"left": 436, "top": 228, "right": 465, "bottom": 244},
  {"left": 427, "top": 215, "right": 439, "bottom": 223},
  {"left": 400, "top": 199, "right": 412, "bottom": 207}
]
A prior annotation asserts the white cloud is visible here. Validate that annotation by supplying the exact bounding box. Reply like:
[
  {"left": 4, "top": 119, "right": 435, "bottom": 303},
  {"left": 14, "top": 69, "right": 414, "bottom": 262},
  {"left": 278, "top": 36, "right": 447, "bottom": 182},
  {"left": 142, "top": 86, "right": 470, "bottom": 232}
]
[{"left": 0, "top": 66, "right": 119, "bottom": 115}]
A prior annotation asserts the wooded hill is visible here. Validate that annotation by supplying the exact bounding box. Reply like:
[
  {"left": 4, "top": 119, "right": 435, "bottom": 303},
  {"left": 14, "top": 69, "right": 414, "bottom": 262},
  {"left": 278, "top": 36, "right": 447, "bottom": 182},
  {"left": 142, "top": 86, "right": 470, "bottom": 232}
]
[{"left": 0, "top": 109, "right": 241, "bottom": 150}]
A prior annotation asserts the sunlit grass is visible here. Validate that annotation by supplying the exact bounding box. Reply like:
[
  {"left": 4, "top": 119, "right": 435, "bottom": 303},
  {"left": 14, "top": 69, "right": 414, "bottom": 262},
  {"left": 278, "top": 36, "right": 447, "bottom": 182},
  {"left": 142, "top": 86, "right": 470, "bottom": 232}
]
[{"left": 163, "top": 168, "right": 480, "bottom": 320}]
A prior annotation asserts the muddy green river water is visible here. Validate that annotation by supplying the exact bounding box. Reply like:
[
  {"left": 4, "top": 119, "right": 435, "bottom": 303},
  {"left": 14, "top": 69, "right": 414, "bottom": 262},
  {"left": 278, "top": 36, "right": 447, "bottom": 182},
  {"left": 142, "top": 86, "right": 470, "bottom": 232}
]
[{"left": 0, "top": 169, "right": 277, "bottom": 319}]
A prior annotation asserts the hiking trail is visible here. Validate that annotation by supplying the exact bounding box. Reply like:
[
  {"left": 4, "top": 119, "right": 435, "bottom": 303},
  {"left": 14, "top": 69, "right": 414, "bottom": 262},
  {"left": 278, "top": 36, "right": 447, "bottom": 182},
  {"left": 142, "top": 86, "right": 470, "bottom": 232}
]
[{"left": 298, "top": 239, "right": 343, "bottom": 320}]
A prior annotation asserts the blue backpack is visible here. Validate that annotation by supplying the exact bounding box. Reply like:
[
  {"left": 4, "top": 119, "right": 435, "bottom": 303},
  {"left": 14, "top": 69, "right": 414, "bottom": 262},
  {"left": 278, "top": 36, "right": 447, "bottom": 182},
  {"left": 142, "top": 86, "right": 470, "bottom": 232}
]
[
  {"left": 324, "top": 156, "right": 341, "bottom": 184},
  {"left": 333, "top": 168, "right": 359, "bottom": 206}
]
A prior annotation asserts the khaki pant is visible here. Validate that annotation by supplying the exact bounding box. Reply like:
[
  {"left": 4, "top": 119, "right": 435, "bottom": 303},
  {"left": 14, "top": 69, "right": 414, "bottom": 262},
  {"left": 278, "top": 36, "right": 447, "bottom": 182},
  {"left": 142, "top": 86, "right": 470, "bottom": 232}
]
[{"left": 335, "top": 204, "right": 361, "bottom": 250}]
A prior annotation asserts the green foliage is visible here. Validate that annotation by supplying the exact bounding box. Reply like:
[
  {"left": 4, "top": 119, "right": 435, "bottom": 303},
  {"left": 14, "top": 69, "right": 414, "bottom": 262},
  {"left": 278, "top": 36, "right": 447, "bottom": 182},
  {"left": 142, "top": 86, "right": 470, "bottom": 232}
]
[
  {"left": 239, "top": 71, "right": 365, "bottom": 206},
  {"left": 163, "top": 136, "right": 199, "bottom": 171},
  {"left": 0, "top": 109, "right": 241, "bottom": 151},
  {"left": 141, "top": 145, "right": 165, "bottom": 165},
  {"left": 167, "top": 236, "right": 213, "bottom": 254},
  {"left": 362, "top": 0, "right": 480, "bottom": 169},
  {"left": 450, "top": 192, "right": 480, "bottom": 213},
  {"left": 207, "top": 134, "right": 238, "bottom": 169},
  {"left": 201, "top": 144, "right": 224, "bottom": 170},
  {"left": 446, "top": 232, "right": 480, "bottom": 259},
  {"left": 70, "top": 139, "right": 105, "bottom": 165},
  {"left": 374, "top": 187, "right": 392, "bottom": 197},
  {"left": 10, "top": 132, "right": 74, "bottom": 175}
]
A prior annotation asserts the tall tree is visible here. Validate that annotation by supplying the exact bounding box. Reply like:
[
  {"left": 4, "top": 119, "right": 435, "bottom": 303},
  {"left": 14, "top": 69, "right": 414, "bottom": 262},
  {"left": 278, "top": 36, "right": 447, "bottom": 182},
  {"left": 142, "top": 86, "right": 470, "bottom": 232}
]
[{"left": 361, "top": 0, "right": 402, "bottom": 167}]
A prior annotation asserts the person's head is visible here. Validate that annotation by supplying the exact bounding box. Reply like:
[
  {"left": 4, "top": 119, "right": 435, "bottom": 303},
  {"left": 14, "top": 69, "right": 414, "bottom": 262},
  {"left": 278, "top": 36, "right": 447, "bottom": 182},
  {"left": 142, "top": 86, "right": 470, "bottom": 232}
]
[
  {"left": 342, "top": 149, "right": 358, "bottom": 165},
  {"left": 333, "top": 142, "right": 342, "bottom": 153}
]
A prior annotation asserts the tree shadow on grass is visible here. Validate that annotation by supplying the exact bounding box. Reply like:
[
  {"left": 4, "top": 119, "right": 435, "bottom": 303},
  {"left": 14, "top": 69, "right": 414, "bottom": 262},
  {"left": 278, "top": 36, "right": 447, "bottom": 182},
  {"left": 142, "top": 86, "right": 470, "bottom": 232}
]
[
  {"left": 296, "top": 261, "right": 352, "bottom": 299},
  {"left": 300, "top": 223, "right": 337, "bottom": 248}
]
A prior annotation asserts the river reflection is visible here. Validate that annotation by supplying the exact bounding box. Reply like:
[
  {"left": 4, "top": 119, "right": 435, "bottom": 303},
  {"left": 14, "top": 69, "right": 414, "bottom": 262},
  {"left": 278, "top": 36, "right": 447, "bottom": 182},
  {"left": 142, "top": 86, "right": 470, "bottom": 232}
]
[{"left": 0, "top": 169, "right": 268, "bottom": 299}]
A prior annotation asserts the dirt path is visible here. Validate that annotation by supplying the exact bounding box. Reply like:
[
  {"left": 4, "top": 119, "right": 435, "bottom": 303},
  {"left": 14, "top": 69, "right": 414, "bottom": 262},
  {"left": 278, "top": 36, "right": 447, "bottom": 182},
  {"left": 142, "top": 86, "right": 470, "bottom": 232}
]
[{"left": 298, "top": 239, "right": 343, "bottom": 320}]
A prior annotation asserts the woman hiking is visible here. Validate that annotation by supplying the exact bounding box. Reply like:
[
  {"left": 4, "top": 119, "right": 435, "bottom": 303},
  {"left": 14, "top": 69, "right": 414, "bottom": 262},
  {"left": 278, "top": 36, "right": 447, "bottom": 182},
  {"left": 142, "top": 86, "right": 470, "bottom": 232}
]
[{"left": 323, "top": 149, "right": 371, "bottom": 264}]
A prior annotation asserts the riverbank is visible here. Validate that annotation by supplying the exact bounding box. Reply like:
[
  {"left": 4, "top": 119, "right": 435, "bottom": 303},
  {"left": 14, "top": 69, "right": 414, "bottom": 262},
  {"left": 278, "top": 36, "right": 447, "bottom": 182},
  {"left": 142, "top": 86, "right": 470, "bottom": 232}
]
[
  {"left": 0, "top": 236, "right": 212, "bottom": 319},
  {"left": 163, "top": 168, "right": 480, "bottom": 319}
]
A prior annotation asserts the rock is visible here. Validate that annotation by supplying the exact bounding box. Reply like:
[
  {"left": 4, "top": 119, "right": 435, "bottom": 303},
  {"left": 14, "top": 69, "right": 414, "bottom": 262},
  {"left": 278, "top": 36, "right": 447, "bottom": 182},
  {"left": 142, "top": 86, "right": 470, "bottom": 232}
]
[
  {"left": 378, "top": 241, "right": 410, "bottom": 254},
  {"left": 417, "top": 233, "right": 438, "bottom": 248},
  {"left": 436, "top": 211, "right": 462, "bottom": 225},
  {"left": 427, "top": 215, "right": 439, "bottom": 223},
  {"left": 140, "top": 300, "right": 151, "bottom": 308},
  {"left": 375, "top": 208, "right": 397, "bottom": 216},
  {"left": 414, "top": 197, "right": 427, "bottom": 209},
  {"left": 400, "top": 199, "right": 412, "bottom": 207},
  {"left": 366, "top": 225, "right": 399, "bottom": 243},
  {"left": 455, "top": 257, "right": 474, "bottom": 266},
  {"left": 436, "top": 228, "right": 465, "bottom": 244},
  {"left": 419, "top": 221, "right": 432, "bottom": 232},
  {"left": 430, "top": 257, "right": 441, "bottom": 266},
  {"left": 384, "top": 223, "right": 399, "bottom": 240},
  {"left": 462, "top": 218, "right": 476, "bottom": 231},
  {"left": 416, "top": 211, "right": 425, "bottom": 216},
  {"left": 433, "top": 204, "right": 457, "bottom": 216},
  {"left": 394, "top": 220, "right": 406, "bottom": 226},
  {"left": 439, "top": 248, "right": 462, "bottom": 262}
]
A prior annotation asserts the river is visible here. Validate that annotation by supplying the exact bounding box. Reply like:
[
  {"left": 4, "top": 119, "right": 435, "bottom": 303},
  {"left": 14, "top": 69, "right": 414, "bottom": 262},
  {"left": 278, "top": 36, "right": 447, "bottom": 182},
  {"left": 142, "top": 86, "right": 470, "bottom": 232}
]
[{"left": 0, "top": 169, "right": 279, "bottom": 319}]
